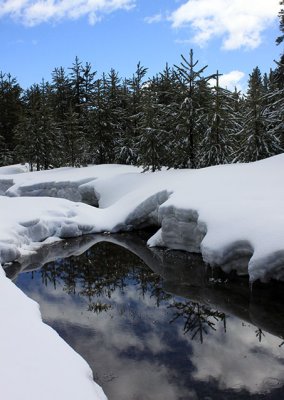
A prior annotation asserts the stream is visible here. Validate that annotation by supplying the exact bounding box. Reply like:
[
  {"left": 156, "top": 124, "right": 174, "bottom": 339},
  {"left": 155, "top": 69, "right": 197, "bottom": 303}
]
[{"left": 5, "top": 232, "right": 284, "bottom": 400}]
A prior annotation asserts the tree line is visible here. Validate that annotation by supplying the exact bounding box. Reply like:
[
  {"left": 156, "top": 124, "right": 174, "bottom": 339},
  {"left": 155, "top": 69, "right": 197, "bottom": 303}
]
[{"left": 0, "top": 5, "right": 283, "bottom": 171}]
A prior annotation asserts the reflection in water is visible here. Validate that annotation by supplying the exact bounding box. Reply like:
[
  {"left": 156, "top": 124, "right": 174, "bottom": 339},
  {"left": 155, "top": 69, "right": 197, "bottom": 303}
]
[
  {"left": 169, "top": 301, "right": 226, "bottom": 343},
  {"left": 7, "top": 234, "right": 284, "bottom": 400}
]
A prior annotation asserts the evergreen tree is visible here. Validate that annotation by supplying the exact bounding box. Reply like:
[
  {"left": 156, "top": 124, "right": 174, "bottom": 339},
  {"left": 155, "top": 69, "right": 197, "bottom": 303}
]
[
  {"left": 153, "top": 64, "right": 181, "bottom": 169},
  {"left": 62, "top": 104, "right": 87, "bottom": 167},
  {"left": 136, "top": 77, "right": 167, "bottom": 171},
  {"left": 234, "top": 67, "right": 281, "bottom": 162},
  {"left": 51, "top": 66, "right": 73, "bottom": 123},
  {"left": 105, "top": 69, "right": 126, "bottom": 163},
  {"left": 15, "top": 82, "right": 62, "bottom": 170},
  {"left": 88, "top": 75, "right": 116, "bottom": 164},
  {"left": 276, "top": 0, "right": 284, "bottom": 46},
  {"left": 263, "top": 69, "right": 284, "bottom": 151},
  {"left": 0, "top": 72, "right": 22, "bottom": 163},
  {"left": 69, "top": 57, "right": 96, "bottom": 114},
  {"left": 14, "top": 84, "right": 43, "bottom": 170},
  {"left": 199, "top": 71, "right": 240, "bottom": 167},
  {"left": 125, "top": 62, "right": 148, "bottom": 163},
  {"left": 174, "top": 50, "right": 215, "bottom": 168},
  {"left": 115, "top": 78, "right": 135, "bottom": 164}
]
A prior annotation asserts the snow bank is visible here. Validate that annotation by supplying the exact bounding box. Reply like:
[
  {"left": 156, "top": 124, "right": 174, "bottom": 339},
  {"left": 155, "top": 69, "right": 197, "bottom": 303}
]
[
  {"left": 0, "top": 267, "right": 107, "bottom": 400},
  {"left": 89, "top": 155, "right": 284, "bottom": 282},
  {"left": 0, "top": 163, "right": 29, "bottom": 175},
  {"left": 0, "top": 196, "right": 108, "bottom": 399},
  {"left": 1, "top": 155, "right": 284, "bottom": 283},
  {"left": 0, "top": 164, "right": 141, "bottom": 204}
]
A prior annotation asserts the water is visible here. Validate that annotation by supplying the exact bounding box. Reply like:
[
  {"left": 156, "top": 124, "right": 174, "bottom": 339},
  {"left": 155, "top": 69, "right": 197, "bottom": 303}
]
[{"left": 6, "top": 233, "right": 284, "bottom": 400}]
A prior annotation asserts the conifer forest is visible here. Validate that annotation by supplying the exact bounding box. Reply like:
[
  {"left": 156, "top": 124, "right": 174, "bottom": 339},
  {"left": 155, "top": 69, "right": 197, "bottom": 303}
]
[{"left": 0, "top": 4, "right": 283, "bottom": 172}]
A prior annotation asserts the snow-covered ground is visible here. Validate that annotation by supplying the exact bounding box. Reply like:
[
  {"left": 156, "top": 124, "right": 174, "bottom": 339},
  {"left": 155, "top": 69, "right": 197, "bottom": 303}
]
[{"left": 1, "top": 155, "right": 284, "bottom": 399}]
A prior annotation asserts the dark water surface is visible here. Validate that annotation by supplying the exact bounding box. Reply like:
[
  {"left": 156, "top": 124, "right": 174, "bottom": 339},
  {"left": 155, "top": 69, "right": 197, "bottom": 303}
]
[{"left": 6, "top": 233, "right": 284, "bottom": 400}]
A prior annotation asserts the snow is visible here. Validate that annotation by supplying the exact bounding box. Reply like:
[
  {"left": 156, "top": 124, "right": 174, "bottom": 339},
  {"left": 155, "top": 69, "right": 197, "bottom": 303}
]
[
  {"left": 0, "top": 164, "right": 141, "bottom": 204},
  {"left": 0, "top": 163, "right": 29, "bottom": 175},
  {"left": 0, "top": 266, "right": 107, "bottom": 400},
  {"left": 1, "top": 155, "right": 284, "bottom": 399},
  {"left": 1, "top": 156, "right": 284, "bottom": 281}
]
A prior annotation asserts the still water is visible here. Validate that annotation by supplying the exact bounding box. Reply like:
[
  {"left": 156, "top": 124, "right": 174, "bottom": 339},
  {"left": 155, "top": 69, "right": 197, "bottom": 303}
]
[{"left": 6, "top": 233, "right": 284, "bottom": 400}]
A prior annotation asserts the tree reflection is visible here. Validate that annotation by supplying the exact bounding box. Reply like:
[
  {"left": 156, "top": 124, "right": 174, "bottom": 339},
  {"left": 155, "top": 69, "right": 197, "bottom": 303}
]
[
  {"left": 255, "top": 328, "right": 265, "bottom": 342},
  {"left": 168, "top": 301, "right": 226, "bottom": 343},
  {"left": 40, "top": 242, "right": 169, "bottom": 314},
  {"left": 36, "top": 242, "right": 228, "bottom": 344}
]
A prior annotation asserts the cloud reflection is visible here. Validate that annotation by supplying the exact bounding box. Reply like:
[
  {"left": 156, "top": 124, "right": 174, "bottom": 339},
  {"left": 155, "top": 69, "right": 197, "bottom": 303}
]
[{"left": 14, "top": 240, "right": 284, "bottom": 399}]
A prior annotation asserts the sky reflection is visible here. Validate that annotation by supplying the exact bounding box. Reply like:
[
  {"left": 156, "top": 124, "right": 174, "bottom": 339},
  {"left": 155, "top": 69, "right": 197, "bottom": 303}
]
[{"left": 14, "top": 240, "right": 284, "bottom": 400}]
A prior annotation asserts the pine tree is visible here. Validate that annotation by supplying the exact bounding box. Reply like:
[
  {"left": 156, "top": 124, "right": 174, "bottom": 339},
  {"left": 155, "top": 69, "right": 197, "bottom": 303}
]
[
  {"left": 105, "top": 69, "right": 126, "bottom": 163},
  {"left": 15, "top": 82, "right": 62, "bottom": 170},
  {"left": 174, "top": 50, "right": 215, "bottom": 168},
  {"left": 235, "top": 67, "right": 281, "bottom": 162},
  {"left": 51, "top": 66, "right": 73, "bottom": 123},
  {"left": 153, "top": 64, "right": 181, "bottom": 169},
  {"left": 88, "top": 75, "right": 116, "bottom": 164},
  {"left": 125, "top": 62, "right": 148, "bottom": 164},
  {"left": 14, "top": 84, "right": 42, "bottom": 170},
  {"left": 263, "top": 69, "right": 284, "bottom": 151},
  {"left": 199, "top": 71, "right": 240, "bottom": 167},
  {"left": 0, "top": 72, "right": 22, "bottom": 163},
  {"left": 39, "top": 81, "right": 63, "bottom": 169},
  {"left": 62, "top": 104, "right": 87, "bottom": 167},
  {"left": 136, "top": 77, "right": 167, "bottom": 171},
  {"left": 115, "top": 78, "right": 135, "bottom": 164},
  {"left": 276, "top": 0, "right": 284, "bottom": 46}
]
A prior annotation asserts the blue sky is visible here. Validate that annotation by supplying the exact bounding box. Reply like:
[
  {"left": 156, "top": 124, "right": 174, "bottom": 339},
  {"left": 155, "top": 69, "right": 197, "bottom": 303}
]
[{"left": 0, "top": 0, "right": 282, "bottom": 90}]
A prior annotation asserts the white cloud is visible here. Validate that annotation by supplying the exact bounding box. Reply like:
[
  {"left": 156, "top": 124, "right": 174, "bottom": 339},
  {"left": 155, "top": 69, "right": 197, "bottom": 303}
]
[
  {"left": 190, "top": 317, "right": 284, "bottom": 394},
  {"left": 208, "top": 70, "right": 246, "bottom": 92},
  {"left": 169, "top": 0, "right": 281, "bottom": 50},
  {"left": 0, "top": 0, "right": 135, "bottom": 26},
  {"left": 144, "top": 13, "right": 162, "bottom": 24},
  {"left": 219, "top": 70, "right": 245, "bottom": 91}
]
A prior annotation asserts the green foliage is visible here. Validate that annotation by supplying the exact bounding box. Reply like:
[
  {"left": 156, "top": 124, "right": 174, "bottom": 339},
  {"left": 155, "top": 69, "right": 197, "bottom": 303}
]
[
  {"left": 276, "top": 0, "right": 284, "bottom": 46},
  {"left": 199, "top": 72, "right": 241, "bottom": 167},
  {"left": 234, "top": 67, "right": 282, "bottom": 162},
  {"left": 0, "top": 72, "right": 23, "bottom": 162},
  {"left": 173, "top": 50, "right": 216, "bottom": 168},
  {"left": 1, "top": 41, "right": 283, "bottom": 171}
]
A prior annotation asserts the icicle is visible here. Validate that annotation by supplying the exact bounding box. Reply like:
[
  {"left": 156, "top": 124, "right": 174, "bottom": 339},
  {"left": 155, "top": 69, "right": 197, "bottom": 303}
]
[{"left": 249, "top": 277, "right": 254, "bottom": 293}]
